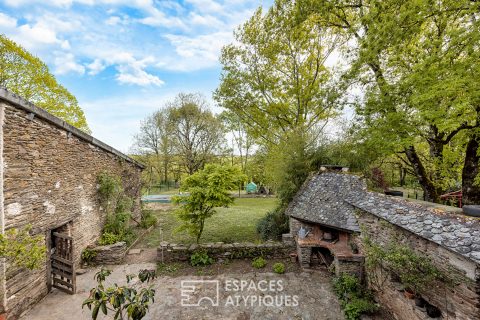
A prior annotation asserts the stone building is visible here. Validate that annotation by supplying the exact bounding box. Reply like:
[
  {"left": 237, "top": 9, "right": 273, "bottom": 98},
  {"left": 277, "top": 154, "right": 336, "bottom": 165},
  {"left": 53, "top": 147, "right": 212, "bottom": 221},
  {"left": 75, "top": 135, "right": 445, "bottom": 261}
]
[
  {"left": 0, "top": 88, "right": 144, "bottom": 319},
  {"left": 285, "top": 171, "right": 364, "bottom": 277},
  {"left": 286, "top": 171, "right": 480, "bottom": 319}
]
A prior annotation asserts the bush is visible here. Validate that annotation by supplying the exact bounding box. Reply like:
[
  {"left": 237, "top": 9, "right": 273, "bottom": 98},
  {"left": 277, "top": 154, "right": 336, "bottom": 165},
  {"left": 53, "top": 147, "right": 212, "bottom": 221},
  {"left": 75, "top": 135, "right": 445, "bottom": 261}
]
[
  {"left": 252, "top": 257, "right": 267, "bottom": 269},
  {"left": 81, "top": 248, "right": 97, "bottom": 263},
  {"left": 273, "top": 262, "right": 285, "bottom": 274},
  {"left": 333, "top": 274, "right": 378, "bottom": 320},
  {"left": 98, "top": 232, "right": 122, "bottom": 245},
  {"left": 344, "top": 298, "right": 379, "bottom": 320},
  {"left": 256, "top": 207, "right": 289, "bottom": 241},
  {"left": 190, "top": 251, "right": 214, "bottom": 266},
  {"left": 140, "top": 210, "right": 158, "bottom": 229},
  {"left": 97, "top": 171, "right": 122, "bottom": 204}
]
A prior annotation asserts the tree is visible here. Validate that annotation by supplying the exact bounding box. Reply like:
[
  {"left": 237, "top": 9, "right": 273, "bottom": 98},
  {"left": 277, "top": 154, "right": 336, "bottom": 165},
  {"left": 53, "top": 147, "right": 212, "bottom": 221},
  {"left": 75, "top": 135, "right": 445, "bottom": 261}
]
[
  {"left": 219, "top": 110, "right": 254, "bottom": 174},
  {"left": 168, "top": 93, "right": 225, "bottom": 175},
  {"left": 0, "top": 35, "right": 90, "bottom": 132},
  {"left": 133, "top": 110, "right": 175, "bottom": 184},
  {"left": 296, "top": 0, "right": 480, "bottom": 202},
  {"left": 82, "top": 268, "right": 156, "bottom": 320},
  {"left": 172, "top": 164, "right": 246, "bottom": 243},
  {"left": 214, "top": 0, "right": 341, "bottom": 146},
  {"left": 215, "top": 0, "right": 343, "bottom": 208}
]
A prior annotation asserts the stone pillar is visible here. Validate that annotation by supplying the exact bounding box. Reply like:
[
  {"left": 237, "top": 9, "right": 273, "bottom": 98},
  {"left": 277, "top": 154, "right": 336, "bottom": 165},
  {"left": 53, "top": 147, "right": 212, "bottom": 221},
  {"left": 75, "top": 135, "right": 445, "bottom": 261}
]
[{"left": 297, "top": 246, "right": 312, "bottom": 268}]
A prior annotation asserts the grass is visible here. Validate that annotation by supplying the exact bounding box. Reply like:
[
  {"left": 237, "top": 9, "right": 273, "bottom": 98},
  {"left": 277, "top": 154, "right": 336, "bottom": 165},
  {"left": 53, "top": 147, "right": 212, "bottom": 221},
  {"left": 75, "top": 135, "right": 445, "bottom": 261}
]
[{"left": 137, "top": 197, "right": 278, "bottom": 247}]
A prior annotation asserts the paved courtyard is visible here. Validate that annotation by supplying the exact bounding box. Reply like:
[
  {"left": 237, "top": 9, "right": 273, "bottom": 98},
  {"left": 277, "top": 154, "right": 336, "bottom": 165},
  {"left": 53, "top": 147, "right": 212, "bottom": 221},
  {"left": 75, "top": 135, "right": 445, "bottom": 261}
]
[{"left": 21, "top": 263, "right": 345, "bottom": 320}]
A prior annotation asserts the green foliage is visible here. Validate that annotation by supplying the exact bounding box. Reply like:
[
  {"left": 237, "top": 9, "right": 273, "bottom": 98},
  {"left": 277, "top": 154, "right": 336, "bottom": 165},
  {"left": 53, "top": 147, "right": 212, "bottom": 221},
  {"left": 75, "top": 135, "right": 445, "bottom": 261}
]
[
  {"left": 214, "top": 0, "right": 339, "bottom": 145},
  {"left": 333, "top": 274, "right": 378, "bottom": 320},
  {"left": 272, "top": 262, "right": 285, "bottom": 274},
  {"left": 190, "top": 251, "right": 214, "bottom": 267},
  {"left": 256, "top": 207, "right": 289, "bottom": 241},
  {"left": 97, "top": 171, "right": 137, "bottom": 245},
  {"left": 82, "top": 268, "right": 156, "bottom": 320},
  {"left": 173, "top": 164, "right": 246, "bottom": 243},
  {"left": 0, "top": 35, "right": 90, "bottom": 132},
  {"left": 97, "top": 171, "right": 122, "bottom": 207},
  {"left": 251, "top": 257, "right": 267, "bottom": 269},
  {"left": 296, "top": 0, "right": 480, "bottom": 201},
  {"left": 139, "top": 210, "right": 158, "bottom": 229},
  {"left": 98, "top": 232, "right": 123, "bottom": 246},
  {"left": 0, "top": 225, "right": 46, "bottom": 269},
  {"left": 81, "top": 248, "right": 97, "bottom": 264},
  {"left": 363, "top": 237, "right": 445, "bottom": 295}
]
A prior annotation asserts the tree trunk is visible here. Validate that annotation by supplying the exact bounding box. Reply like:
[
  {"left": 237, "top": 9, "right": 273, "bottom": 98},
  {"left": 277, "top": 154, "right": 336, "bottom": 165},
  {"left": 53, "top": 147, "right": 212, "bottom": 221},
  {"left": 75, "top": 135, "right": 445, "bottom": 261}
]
[
  {"left": 399, "top": 167, "right": 406, "bottom": 186},
  {"left": 462, "top": 135, "right": 480, "bottom": 205},
  {"left": 405, "top": 146, "right": 440, "bottom": 202}
]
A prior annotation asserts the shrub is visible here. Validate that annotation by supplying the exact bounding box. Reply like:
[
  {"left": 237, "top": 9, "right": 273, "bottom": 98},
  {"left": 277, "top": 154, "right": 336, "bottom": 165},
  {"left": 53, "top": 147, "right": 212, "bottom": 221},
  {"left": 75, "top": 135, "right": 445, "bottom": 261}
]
[
  {"left": 344, "top": 298, "right": 378, "bottom": 320},
  {"left": 273, "top": 262, "right": 285, "bottom": 274},
  {"left": 98, "top": 232, "right": 122, "bottom": 245},
  {"left": 81, "top": 248, "right": 97, "bottom": 263},
  {"left": 140, "top": 210, "right": 158, "bottom": 229},
  {"left": 190, "top": 251, "right": 214, "bottom": 266},
  {"left": 333, "top": 274, "right": 378, "bottom": 320},
  {"left": 252, "top": 257, "right": 267, "bottom": 269},
  {"left": 256, "top": 207, "right": 289, "bottom": 241}
]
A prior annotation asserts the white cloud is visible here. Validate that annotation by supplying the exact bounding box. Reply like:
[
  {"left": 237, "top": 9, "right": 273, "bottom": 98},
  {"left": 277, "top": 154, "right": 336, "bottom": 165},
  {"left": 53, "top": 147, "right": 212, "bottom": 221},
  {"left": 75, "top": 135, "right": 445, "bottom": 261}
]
[
  {"left": 162, "top": 31, "right": 232, "bottom": 70},
  {"left": 0, "top": 12, "right": 17, "bottom": 28},
  {"left": 86, "top": 58, "right": 106, "bottom": 75},
  {"left": 185, "top": 0, "right": 223, "bottom": 14},
  {"left": 54, "top": 52, "right": 85, "bottom": 75},
  {"left": 116, "top": 57, "right": 164, "bottom": 86}
]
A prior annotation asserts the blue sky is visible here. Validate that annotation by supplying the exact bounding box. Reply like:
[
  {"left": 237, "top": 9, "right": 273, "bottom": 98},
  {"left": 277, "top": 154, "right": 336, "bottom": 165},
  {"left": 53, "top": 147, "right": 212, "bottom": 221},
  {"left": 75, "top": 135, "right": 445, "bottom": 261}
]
[{"left": 0, "top": 0, "right": 272, "bottom": 152}]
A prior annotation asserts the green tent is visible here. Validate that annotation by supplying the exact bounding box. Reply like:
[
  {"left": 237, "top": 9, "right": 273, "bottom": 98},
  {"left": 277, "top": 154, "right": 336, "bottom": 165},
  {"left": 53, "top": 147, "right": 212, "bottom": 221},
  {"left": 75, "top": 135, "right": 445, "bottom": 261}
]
[{"left": 245, "top": 181, "right": 257, "bottom": 194}]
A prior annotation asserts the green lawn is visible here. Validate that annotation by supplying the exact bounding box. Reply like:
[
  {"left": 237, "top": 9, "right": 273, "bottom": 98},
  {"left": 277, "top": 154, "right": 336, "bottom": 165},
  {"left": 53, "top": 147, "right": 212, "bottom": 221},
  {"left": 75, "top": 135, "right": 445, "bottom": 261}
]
[{"left": 136, "top": 197, "right": 278, "bottom": 247}]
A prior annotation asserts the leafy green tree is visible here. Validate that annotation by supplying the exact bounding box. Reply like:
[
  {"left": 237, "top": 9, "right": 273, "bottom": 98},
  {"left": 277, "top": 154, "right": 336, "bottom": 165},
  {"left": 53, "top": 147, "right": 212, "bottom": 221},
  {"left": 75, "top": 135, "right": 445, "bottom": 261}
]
[
  {"left": 296, "top": 0, "right": 480, "bottom": 202},
  {"left": 167, "top": 93, "right": 225, "bottom": 175},
  {"left": 215, "top": 0, "right": 344, "bottom": 211},
  {"left": 0, "top": 34, "right": 90, "bottom": 132},
  {"left": 0, "top": 226, "right": 45, "bottom": 270},
  {"left": 214, "top": 0, "right": 341, "bottom": 146},
  {"left": 173, "top": 164, "right": 246, "bottom": 243}
]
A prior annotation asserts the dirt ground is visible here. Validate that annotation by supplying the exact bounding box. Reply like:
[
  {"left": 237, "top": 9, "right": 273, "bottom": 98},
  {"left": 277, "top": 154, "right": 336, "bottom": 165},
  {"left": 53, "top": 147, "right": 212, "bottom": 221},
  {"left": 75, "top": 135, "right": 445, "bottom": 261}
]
[{"left": 21, "top": 260, "right": 346, "bottom": 320}]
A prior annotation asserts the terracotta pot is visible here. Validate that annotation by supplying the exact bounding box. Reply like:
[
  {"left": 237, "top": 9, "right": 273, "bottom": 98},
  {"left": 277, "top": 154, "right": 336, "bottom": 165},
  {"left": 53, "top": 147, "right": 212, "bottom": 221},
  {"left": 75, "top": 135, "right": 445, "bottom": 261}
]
[
  {"left": 289, "top": 253, "right": 298, "bottom": 262},
  {"left": 0, "top": 313, "right": 7, "bottom": 320},
  {"left": 403, "top": 289, "right": 415, "bottom": 299}
]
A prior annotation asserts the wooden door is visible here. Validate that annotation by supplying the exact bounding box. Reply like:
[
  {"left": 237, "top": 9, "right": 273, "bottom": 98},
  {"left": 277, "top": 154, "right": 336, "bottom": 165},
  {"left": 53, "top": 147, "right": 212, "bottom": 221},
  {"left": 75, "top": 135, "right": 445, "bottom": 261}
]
[{"left": 50, "top": 232, "right": 76, "bottom": 294}]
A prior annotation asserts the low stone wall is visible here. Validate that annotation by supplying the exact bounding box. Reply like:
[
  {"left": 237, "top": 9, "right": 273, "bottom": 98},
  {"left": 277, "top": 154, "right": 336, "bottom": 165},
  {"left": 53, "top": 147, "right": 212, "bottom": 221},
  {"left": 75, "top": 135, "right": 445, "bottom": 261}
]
[
  {"left": 92, "top": 242, "right": 127, "bottom": 265},
  {"left": 156, "top": 242, "right": 295, "bottom": 263}
]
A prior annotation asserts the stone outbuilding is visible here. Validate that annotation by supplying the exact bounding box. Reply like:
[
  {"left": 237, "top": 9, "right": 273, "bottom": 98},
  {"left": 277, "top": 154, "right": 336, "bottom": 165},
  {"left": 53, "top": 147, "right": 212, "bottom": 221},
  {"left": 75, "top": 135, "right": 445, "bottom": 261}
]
[
  {"left": 285, "top": 171, "right": 365, "bottom": 277},
  {"left": 286, "top": 170, "right": 480, "bottom": 319},
  {"left": 0, "top": 88, "right": 144, "bottom": 319}
]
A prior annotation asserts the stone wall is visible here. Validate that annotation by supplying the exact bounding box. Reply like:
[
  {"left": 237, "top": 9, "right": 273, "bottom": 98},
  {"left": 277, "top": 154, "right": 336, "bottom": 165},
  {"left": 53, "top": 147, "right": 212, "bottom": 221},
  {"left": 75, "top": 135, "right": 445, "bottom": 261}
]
[
  {"left": 157, "top": 241, "right": 294, "bottom": 263},
  {"left": 0, "top": 89, "right": 143, "bottom": 319},
  {"left": 355, "top": 209, "right": 480, "bottom": 320}
]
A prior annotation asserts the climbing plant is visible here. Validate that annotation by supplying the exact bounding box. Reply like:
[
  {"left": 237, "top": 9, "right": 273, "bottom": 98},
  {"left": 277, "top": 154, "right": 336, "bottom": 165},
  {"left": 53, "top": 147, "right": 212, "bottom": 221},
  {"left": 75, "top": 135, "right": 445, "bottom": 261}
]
[{"left": 0, "top": 225, "right": 46, "bottom": 269}]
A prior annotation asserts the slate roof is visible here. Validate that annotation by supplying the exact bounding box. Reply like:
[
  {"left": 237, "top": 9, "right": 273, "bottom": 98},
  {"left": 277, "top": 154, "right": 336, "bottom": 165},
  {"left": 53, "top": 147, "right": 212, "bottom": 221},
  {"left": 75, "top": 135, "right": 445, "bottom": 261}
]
[
  {"left": 345, "top": 191, "right": 480, "bottom": 265},
  {"left": 286, "top": 172, "right": 365, "bottom": 232},
  {"left": 287, "top": 171, "right": 480, "bottom": 265}
]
